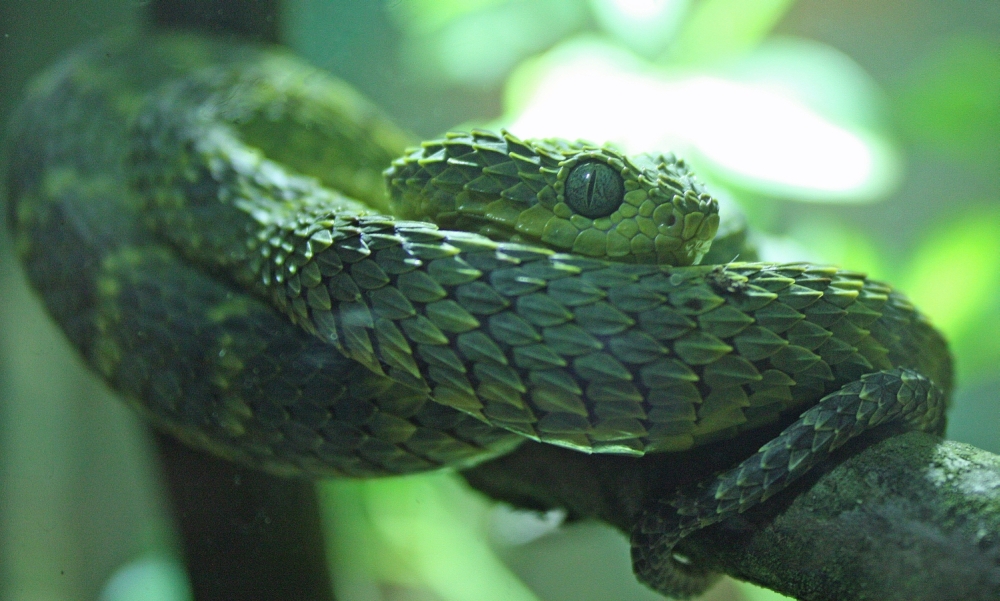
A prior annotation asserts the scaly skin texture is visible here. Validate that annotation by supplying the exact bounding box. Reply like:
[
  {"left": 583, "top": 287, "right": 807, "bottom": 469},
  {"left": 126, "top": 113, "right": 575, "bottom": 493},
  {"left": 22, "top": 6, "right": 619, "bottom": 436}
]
[
  {"left": 387, "top": 130, "right": 718, "bottom": 265},
  {"left": 3, "top": 33, "right": 952, "bottom": 598}
]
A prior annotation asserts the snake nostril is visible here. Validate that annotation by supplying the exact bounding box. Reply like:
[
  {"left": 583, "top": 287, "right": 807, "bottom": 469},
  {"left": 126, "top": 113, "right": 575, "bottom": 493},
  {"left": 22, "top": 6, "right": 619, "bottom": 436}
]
[{"left": 666, "top": 214, "right": 677, "bottom": 227}]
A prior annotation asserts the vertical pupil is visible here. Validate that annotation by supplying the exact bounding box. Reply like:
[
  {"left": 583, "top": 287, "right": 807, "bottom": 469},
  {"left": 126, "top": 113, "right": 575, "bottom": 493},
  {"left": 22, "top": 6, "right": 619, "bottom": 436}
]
[{"left": 565, "top": 161, "right": 623, "bottom": 219}]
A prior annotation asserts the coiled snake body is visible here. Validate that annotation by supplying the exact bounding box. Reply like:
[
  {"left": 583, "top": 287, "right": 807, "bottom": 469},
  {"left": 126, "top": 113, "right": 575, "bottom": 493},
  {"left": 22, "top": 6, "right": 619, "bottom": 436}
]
[{"left": 4, "top": 33, "right": 952, "bottom": 597}]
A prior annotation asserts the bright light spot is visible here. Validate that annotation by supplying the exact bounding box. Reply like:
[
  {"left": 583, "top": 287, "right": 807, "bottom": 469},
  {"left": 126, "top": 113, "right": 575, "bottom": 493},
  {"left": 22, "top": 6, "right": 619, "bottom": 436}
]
[
  {"left": 503, "top": 37, "right": 898, "bottom": 201},
  {"left": 490, "top": 505, "right": 566, "bottom": 545},
  {"left": 100, "top": 557, "right": 191, "bottom": 601},
  {"left": 609, "top": 0, "right": 674, "bottom": 19},
  {"left": 671, "top": 76, "right": 891, "bottom": 197},
  {"left": 900, "top": 208, "right": 1000, "bottom": 335},
  {"left": 591, "top": 0, "right": 689, "bottom": 57},
  {"left": 356, "top": 475, "right": 542, "bottom": 601},
  {"left": 504, "top": 39, "right": 675, "bottom": 150},
  {"left": 436, "top": 9, "right": 535, "bottom": 84}
]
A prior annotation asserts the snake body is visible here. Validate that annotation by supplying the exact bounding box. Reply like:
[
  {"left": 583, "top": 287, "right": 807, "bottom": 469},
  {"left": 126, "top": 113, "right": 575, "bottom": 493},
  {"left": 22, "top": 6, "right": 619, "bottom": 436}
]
[{"left": 4, "top": 33, "right": 953, "bottom": 597}]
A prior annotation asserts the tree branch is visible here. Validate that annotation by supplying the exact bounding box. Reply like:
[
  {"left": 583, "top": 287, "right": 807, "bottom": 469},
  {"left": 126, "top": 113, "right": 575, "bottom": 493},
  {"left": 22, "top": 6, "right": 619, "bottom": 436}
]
[{"left": 462, "top": 431, "right": 1000, "bottom": 601}]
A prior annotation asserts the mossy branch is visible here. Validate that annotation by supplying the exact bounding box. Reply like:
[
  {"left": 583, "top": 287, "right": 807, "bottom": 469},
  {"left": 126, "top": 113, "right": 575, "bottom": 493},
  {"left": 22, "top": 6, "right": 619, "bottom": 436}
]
[{"left": 463, "top": 431, "right": 1000, "bottom": 601}]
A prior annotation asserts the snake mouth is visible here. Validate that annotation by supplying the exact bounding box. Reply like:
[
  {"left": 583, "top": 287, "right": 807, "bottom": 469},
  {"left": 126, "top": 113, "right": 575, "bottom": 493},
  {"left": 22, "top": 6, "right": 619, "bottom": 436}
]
[
  {"left": 450, "top": 213, "right": 523, "bottom": 245},
  {"left": 443, "top": 201, "right": 721, "bottom": 267},
  {"left": 668, "top": 235, "right": 715, "bottom": 266}
]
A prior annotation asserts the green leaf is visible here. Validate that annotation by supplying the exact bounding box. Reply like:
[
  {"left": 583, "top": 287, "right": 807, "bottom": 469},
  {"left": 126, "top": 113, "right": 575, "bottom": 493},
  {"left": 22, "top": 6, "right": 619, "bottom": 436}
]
[
  {"left": 589, "top": 0, "right": 691, "bottom": 57},
  {"left": 899, "top": 205, "right": 1000, "bottom": 383},
  {"left": 100, "top": 557, "right": 192, "bottom": 601},
  {"left": 388, "top": 0, "right": 510, "bottom": 33},
  {"left": 721, "top": 38, "right": 887, "bottom": 129},
  {"left": 737, "top": 580, "right": 798, "bottom": 601},
  {"left": 320, "top": 474, "right": 541, "bottom": 601},
  {"left": 501, "top": 37, "right": 899, "bottom": 202},
  {"left": 787, "top": 218, "right": 890, "bottom": 282},
  {"left": 666, "top": 0, "right": 798, "bottom": 65},
  {"left": 900, "top": 205, "right": 1000, "bottom": 335},
  {"left": 893, "top": 36, "right": 1000, "bottom": 157}
]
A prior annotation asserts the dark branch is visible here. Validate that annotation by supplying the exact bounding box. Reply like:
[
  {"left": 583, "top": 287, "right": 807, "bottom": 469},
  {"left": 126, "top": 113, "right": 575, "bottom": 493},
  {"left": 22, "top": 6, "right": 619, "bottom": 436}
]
[
  {"left": 462, "top": 431, "right": 1000, "bottom": 601},
  {"left": 148, "top": 0, "right": 280, "bottom": 43},
  {"left": 154, "top": 432, "right": 334, "bottom": 601}
]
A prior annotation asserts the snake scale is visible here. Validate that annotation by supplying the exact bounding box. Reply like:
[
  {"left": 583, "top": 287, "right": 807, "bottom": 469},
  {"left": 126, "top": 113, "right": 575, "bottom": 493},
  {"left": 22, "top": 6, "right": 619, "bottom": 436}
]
[{"left": 3, "top": 33, "right": 952, "bottom": 597}]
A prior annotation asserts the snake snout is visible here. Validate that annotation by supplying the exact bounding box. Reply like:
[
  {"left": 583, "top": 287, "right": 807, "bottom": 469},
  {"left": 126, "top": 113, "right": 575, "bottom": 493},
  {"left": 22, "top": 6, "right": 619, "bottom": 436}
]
[{"left": 651, "top": 190, "right": 720, "bottom": 265}]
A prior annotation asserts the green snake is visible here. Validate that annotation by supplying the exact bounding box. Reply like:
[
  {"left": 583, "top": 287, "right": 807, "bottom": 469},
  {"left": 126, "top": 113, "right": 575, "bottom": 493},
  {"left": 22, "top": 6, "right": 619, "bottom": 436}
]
[{"left": 3, "top": 32, "right": 952, "bottom": 598}]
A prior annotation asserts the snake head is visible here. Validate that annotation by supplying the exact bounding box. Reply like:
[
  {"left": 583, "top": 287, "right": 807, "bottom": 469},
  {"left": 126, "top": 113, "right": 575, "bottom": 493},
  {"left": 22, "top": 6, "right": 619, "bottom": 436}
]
[{"left": 384, "top": 129, "right": 720, "bottom": 266}]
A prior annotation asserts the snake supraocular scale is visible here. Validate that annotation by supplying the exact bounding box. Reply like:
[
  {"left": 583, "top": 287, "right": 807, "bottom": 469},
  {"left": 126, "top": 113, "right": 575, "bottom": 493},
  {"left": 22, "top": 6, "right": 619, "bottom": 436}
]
[{"left": 3, "top": 33, "right": 953, "bottom": 598}]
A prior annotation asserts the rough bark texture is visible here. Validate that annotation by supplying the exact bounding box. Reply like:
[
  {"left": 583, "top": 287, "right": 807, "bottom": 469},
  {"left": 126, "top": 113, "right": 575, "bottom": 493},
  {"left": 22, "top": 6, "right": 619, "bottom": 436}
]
[{"left": 463, "top": 431, "right": 1000, "bottom": 601}]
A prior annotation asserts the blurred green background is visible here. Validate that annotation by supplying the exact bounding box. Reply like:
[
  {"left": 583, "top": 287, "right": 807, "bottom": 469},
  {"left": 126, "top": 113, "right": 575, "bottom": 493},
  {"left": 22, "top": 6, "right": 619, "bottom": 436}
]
[{"left": 0, "top": 1, "right": 997, "bottom": 600}]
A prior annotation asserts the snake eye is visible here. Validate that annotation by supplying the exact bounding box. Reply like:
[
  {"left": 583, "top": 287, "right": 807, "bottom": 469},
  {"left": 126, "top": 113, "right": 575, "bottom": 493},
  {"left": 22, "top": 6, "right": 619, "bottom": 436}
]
[{"left": 565, "top": 161, "right": 624, "bottom": 219}]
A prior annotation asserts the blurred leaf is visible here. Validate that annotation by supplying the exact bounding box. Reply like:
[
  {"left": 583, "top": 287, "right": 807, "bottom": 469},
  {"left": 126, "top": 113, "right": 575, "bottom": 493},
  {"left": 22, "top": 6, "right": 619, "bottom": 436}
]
[
  {"left": 321, "top": 474, "right": 540, "bottom": 601},
  {"left": 737, "top": 580, "right": 796, "bottom": 601},
  {"left": 722, "top": 37, "right": 886, "bottom": 129},
  {"left": 502, "top": 37, "right": 898, "bottom": 201},
  {"left": 589, "top": 0, "right": 690, "bottom": 57},
  {"left": 319, "top": 479, "right": 389, "bottom": 598},
  {"left": 786, "top": 217, "right": 889, "bottom": 281},
  {"left": 961, "top": 303, "right": 1000, "bottom": 381},
  {"left": 674, "top": 76, "right": 897, "bottom": 201},
  {"left": 900, "top": 204, "right": 1000, "bottom": 334},
  {"left": 388, "top": 0, "right": 510, "bottom": 33},
  {"left": 389, "top": 0, "right": 586, "bottom": 86},
  {"left": 893, "top": 36, "right": 1000, "bottom": 157},
  {"left": 99, "top": 557, "right": 192, "bottom": 601},
  {"left": 899, "top": 205, "right": 1000, "bottom": 382},
  {"left": 666, "top": 0, "right": 797, "bottom": 65}
]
